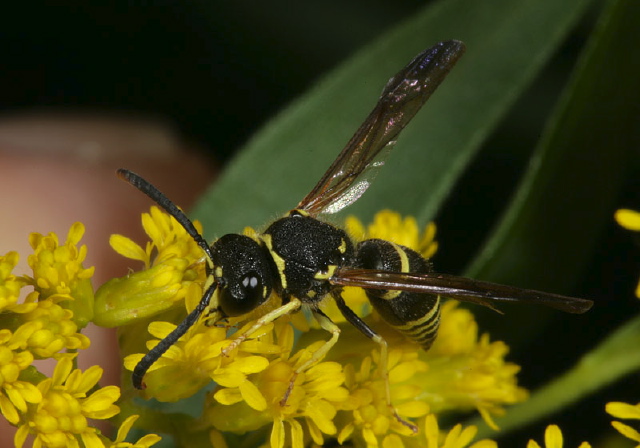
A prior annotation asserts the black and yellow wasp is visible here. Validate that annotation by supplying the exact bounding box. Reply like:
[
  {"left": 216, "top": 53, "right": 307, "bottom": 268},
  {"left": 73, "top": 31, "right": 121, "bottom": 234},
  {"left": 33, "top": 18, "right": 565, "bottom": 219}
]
[{"left": 118, "top": 40, "right": 592, "bottom": 431}]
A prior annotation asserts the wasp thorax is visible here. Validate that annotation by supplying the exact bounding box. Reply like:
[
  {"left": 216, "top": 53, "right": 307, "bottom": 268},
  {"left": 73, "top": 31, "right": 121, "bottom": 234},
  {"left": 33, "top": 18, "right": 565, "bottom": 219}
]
[{"left": 211, "top": 234, "right": 274, "bottom": 317}]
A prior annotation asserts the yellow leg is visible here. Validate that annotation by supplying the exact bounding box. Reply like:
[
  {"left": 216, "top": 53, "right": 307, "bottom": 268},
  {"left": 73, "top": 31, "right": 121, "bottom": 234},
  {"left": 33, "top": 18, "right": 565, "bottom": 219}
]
[
  {"left": 280, "top": 310, "right": 341, "bottom": 406},
  {"left": 332, "top": 291, "right": 417, "bottom": 433},
  {"left": 371, "top": 333, "right": 417, "bottom": 433},
  {"left": 221, "top": 298, "right": 302, "bottom": 356}
]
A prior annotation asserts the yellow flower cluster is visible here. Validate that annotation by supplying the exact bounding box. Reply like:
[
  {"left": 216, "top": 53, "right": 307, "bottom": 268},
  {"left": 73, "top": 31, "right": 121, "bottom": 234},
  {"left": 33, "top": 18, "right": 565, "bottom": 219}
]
[
  {"left": 10, "top": 208, "right": 634, "bottom": 447},
  {"left": 0, "top": 223, "right": 160, "bottom": 448},
  {"left": 107, "top": 208, "right": 529, "bottom": 447},
  {"left": 94, "top": 206, "right": 206, "bottom": 328}
]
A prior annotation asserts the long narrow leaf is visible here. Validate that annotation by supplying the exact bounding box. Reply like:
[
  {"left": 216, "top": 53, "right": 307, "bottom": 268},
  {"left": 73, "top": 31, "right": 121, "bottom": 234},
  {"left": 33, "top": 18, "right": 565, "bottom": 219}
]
[{"left": 192, "top": 0, "right": 592, "bottom": 237}]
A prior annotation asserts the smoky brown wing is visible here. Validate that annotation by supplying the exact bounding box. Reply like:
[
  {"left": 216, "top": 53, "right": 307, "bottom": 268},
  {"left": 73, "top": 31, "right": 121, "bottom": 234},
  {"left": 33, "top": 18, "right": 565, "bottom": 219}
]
[
  {"left": 297, "top": 40, "right": 466, "bottom": 216},
  {"left": 331, "top": 269, "right": 593, "bottom": 314}
]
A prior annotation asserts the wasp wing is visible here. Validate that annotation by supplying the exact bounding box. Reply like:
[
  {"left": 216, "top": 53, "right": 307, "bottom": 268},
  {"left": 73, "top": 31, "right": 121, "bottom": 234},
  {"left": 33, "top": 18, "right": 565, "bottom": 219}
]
[
  {"left": 331, "top": 269, "right": 593, "bottom": 314},
  {"left": 297, "top": 41, "right": 466, "bottom": 216}
]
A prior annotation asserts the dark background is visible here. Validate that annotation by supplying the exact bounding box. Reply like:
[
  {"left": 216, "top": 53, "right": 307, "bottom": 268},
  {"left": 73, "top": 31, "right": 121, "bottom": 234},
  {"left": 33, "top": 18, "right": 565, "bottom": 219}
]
[{"left": 1, "top": 1, "right": 639, "bottom": 446}]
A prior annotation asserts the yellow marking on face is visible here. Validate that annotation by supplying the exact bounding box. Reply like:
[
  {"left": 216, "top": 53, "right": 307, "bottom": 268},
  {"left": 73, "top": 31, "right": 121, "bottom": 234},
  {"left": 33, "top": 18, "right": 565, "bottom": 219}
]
[
  {"left": 214, "top": 266, "right": 223, "bottom": 278},
  {"left": 207, "top": 287, "right": 221, "bottom": 313},
  {"left": 203, "top": 273, "right": 216, "bottom": 291},
  {"left": 307, "top": 290, "right": 317, "bottom": 299},
  {"left": 338, "top": 238, "right": 348, "bottom": 254},
  {"left": 261, "top": 234, "right": 288, "bottom": 289}
]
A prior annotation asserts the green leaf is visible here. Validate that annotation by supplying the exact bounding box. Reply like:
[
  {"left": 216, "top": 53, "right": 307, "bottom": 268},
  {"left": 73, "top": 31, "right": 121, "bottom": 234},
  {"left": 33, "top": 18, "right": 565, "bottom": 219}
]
[
  {"left": 192, "top": 0, "right": 594, "bottom": 237},
  {"left": 463, "top": 0, "right": 639, "bottom": 348},
  {"left": 466, "top": 0, "right": 639, "bottom": 292},
  {"left": 466, "top": 0, "right": 640, "bottom": 436}
]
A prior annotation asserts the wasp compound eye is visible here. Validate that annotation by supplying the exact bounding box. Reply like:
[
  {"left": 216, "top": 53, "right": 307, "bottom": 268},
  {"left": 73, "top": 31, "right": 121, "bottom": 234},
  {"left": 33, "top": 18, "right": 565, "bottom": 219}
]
[{"left": 217, "top": 271, "right": 267, "bottom": 316}]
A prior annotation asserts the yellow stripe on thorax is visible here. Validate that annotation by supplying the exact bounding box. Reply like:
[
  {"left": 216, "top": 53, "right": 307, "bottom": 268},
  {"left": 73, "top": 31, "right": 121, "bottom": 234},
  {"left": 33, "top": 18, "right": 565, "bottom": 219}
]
[{"left": 260, "top": 233, "right": 287, "bottom": 289}]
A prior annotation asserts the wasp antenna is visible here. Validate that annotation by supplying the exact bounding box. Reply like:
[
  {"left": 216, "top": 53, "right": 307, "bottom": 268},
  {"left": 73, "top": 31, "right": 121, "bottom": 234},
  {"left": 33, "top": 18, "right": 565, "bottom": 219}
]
[
  {"left": 117, "top": 169, "right": 214, "bottom": 261},
  {"left": 132, "top": 282, "right": 217, "bottom": 389}
]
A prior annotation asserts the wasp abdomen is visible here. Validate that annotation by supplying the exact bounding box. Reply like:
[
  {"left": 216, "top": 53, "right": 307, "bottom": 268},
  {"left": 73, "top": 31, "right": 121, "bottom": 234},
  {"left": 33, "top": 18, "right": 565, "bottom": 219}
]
[{"left": 355, "top": 239, "right": 440, "bottom": 350}]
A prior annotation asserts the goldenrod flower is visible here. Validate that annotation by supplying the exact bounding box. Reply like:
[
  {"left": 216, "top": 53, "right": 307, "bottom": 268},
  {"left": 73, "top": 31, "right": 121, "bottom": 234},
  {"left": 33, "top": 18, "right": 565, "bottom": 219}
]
[
  {"left": 345, "top": 210, "right": 438, "bottom": 258},
  {"left": 123, "top": 284, "right": 272, "bottom": 402},
  {"left": 204, "top": 321, "right": 350, "bottom": 447},
  {"left": 94, "top": 206, "right": 206, "bottom": 327},
  {"left": 418, "top": 301, "right": 527, "bottom": 429},
  {"left": 1, "top": 223, "right": 165, "bottom": 447},
  {"left": 606, "top": 401, "right": 640, "bottom": 446},
  {"left": 106, "top": 415, "right": 162, "bottom": 448},
  {"left": 526, "top": 424, "right": 591, "bottom": 448},
  {"left": 1, "top": 227, "right": 92, "bottom": 358},
  {"left": 15, "top": 297, "right": 91, "bottom": 359},
  {"left": 24, "top": 223, "right": 95, "bottom": 327},
  {"left": 615, "top": 208, "right": 640, "bottom": 298},
  {"left": 0, "top": 329, "right": 42, "bottom": 424},
  {"left": 14, "top": 356, "right": 120, "bottom": 448},
  {"left": 0, "top": 252, "right": 37, "bottom": 314},
  {"left": 326, "top": 300, "right": 523, "bottom": 446}
]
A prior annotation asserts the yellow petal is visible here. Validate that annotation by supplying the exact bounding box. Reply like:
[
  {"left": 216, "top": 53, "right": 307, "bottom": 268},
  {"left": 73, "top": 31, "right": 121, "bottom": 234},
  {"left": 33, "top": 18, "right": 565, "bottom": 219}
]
[
  {"left": 396, "top": 400, "right": 429, "bottom": 418},
  {"left": 81, "top": 386, "right": 121, "bottom": 417},
  {"left": 338, "top": 423, "right": 354, "bottom": 444},
  {"left": 383, "top": 434, "right": 404, "bottom": 448},
  {"left": 209, "top": 429, "right": 227, "bottom": 448},
  {"left": 471, "top": 441, "right": 498, "bottom": 448},
  {"left": 544, "top": 425, "right": 563, "bottom": 448},
  {"left": 109, "top": 234, "right": 148, "bottom": 262},
  {"left": 75, "top": 365, "right": 104, "bottom": 393},
  {"left": 606, "top": 401, "right": 640, "bottom": 419},
  {"left": 305, "top": 399, "right": 337, "bottom": 435},
  {"left": 611, "top": 421, "right": 640, "bottom": 442},
  {"left": 115, "top": 415, "right": 138, "bottom": 443},
  {"left": 232, "top": 356, "right": 270, "bottom": 374},
  {"left": 289, "top": 419, "right": 304, "bottom": 448},
  {"left": 52, "top": 357, "right": 73, "bottom": 385},
  {"left": 214, "top": 388, "right": 243, "bottom": 406},
  {"left": 270, "top": 418, "right": 285, "bottom": 448},
  {"left": 14, "top": 424, "right": 29, "bottom": 448},
  {"left": 79, "top": 430, "right": 104, "bottom": 448},
  {"left": 424, "top": 414, "right": 439, "bottom": 448},
  {"left": 615, "top": 209, "right": 640, "bottom": 231},
  {"left": 0, "top": 394, "right": 19, "bottom": 424},
  {"left": 239, "top": 380, "right": 267, "bottom": 411}
]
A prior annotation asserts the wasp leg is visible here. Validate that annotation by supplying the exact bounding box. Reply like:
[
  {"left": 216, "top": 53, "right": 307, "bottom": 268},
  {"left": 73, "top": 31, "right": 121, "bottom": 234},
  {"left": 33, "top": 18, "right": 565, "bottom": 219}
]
[
  {"left": 280, "top": 309, "right": 341, "bottom": 407},
  {"left": 221, "top": 298, "right": 302, "bottom": 356},
  {"left": 332, "top": 291, "right": 418, "bottom": 434}
]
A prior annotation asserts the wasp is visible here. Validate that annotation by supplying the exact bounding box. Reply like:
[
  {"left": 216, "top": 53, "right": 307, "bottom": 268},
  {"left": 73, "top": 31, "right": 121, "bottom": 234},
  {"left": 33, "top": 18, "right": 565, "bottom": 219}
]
[{"left": 118, "top": 40, "right": 593, "bottom": 432}]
